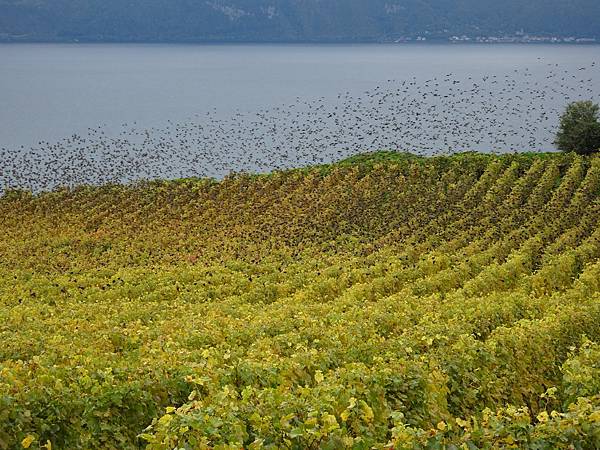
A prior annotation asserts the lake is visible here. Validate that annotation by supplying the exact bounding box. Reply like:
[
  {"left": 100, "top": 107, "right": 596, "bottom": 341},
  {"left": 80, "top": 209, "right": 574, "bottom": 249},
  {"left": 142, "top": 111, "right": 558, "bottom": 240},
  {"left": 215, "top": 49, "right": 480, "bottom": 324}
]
[{"left": 1, "top": 43, "right": 599, "bottom": 190}]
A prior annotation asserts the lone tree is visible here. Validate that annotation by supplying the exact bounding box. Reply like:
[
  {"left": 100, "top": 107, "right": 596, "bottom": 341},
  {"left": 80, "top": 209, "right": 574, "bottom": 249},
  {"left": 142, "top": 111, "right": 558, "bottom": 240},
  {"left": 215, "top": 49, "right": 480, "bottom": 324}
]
[{"left": 555, "top": 100, "right": 600, "bottom": 155}]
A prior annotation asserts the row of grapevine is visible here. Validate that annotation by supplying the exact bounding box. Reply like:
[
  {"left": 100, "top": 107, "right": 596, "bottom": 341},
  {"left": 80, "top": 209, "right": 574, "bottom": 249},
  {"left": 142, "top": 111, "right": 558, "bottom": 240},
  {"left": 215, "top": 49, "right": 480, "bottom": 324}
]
[{"left": 0, "top": 152, "right": 599, "bottom": 449}]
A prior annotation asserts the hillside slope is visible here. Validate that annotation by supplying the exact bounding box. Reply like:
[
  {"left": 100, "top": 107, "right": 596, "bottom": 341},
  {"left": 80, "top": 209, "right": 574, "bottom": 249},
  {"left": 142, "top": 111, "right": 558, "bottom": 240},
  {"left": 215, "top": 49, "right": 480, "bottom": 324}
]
[
  {"left": 1, "top": 152, "right": 600, "bottom": 448},
  {"left": 1, "top": 0, "right": 599, "bottom": 42}
]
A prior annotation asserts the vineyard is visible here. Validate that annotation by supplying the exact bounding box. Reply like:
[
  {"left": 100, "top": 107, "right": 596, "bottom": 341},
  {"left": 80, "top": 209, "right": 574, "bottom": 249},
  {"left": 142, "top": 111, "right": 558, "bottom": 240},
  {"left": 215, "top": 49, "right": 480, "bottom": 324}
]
[{"left": 1, "top": 151, "right": 600, "bottom": 449}]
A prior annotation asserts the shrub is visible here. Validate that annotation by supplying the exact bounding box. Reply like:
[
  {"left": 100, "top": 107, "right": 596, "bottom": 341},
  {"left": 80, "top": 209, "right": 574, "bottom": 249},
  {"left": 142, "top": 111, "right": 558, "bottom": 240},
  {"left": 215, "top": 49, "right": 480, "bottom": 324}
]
[{"left": 555, "top": 101, "right": 600, "bottom": 155}]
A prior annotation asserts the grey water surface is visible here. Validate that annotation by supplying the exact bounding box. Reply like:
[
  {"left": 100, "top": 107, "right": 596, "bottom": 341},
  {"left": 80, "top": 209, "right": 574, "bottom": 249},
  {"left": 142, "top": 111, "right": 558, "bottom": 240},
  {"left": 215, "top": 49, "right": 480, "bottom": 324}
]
[{"left": 1, "top": 43, "right": 599, "bottom": 190}]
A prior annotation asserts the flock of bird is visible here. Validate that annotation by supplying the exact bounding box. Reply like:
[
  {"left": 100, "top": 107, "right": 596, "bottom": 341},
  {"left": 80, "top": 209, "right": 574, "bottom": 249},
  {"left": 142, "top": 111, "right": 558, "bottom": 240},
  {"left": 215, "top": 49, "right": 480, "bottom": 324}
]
[{"left": 1, "top": 60, "right": 599, "bottom": 192}]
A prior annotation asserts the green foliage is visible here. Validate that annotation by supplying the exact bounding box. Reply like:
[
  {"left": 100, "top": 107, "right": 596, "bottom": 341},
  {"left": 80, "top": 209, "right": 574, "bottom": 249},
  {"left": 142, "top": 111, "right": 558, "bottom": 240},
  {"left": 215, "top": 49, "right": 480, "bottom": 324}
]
[
  {"left": 555, "top": 101, "right": 600, "bottom": 155},
  {"left": 0, "top": 152, "right": 599, "bottom": 449}
]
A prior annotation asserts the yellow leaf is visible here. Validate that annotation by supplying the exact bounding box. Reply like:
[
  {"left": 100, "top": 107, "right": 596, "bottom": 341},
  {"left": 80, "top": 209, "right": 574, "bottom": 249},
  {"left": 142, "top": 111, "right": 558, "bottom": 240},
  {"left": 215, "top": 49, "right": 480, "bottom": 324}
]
[
  {"left": 455, "top": 417, "right": 468, "bottom": 428},
  {"left": 314, "top": 370, "right": 324, "bottom": 384},
  {"left": 360, "top": 401, "right": 374, "bottom": 423},
  {"left": 305, "top": 417, "right": 318, "bottom": 427},
  {"left": 158, "top": 414, "right": 173, "bottom": 426},
  {"left": 280, "top": 413, "right": 296, "bottom": 428},
  {"left": 322, "top": 413, "right": 339, "bottom": 433},
  {"left": 21, "top": 435, "right": 35, "bottom": 449},
  {"left": 348, "top": 397, "right": 357, "bottom": 409}
]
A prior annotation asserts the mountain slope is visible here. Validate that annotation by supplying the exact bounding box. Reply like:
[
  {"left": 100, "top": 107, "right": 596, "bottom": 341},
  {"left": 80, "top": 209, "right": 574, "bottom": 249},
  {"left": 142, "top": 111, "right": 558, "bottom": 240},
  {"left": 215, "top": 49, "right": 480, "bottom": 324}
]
[{"left": 1, "top": 0, "right": 599, "bottom": 42}]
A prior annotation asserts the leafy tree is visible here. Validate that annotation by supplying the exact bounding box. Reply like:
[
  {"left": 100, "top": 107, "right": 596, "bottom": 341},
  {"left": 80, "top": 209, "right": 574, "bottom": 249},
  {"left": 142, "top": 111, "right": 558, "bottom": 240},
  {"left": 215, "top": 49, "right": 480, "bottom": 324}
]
[{"left": 555, "top": 100, "right": 600, "bottom": 155}]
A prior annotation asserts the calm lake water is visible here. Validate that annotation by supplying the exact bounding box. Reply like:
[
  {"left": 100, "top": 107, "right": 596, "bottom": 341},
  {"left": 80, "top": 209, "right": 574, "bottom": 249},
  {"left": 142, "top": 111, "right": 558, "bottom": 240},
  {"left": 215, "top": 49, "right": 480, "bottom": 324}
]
[{"left": 1, "top": 43, "right": 599, "bottom": 190}]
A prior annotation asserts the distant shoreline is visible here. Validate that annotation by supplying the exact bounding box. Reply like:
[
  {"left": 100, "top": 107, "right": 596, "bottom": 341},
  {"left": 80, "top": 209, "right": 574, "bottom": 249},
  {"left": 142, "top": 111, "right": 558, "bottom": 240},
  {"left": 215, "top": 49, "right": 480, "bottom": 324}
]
[{"left": 0, "top": 39, "right": 598, "bottom": 45}]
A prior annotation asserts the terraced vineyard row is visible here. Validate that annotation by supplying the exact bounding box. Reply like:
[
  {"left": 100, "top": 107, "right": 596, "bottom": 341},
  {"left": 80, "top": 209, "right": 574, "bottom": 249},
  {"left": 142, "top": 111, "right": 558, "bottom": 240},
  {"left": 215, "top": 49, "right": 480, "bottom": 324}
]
[{"left": 1, "top": 152, "right": 599, "bottom": 449}]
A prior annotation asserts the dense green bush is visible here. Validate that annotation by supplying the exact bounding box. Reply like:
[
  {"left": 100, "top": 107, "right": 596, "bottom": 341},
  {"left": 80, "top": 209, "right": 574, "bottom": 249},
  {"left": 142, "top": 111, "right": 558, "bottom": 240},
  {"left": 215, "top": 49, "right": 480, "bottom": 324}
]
[{"left": 555, "top": 101, "right": 600, "bottom": 155}]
